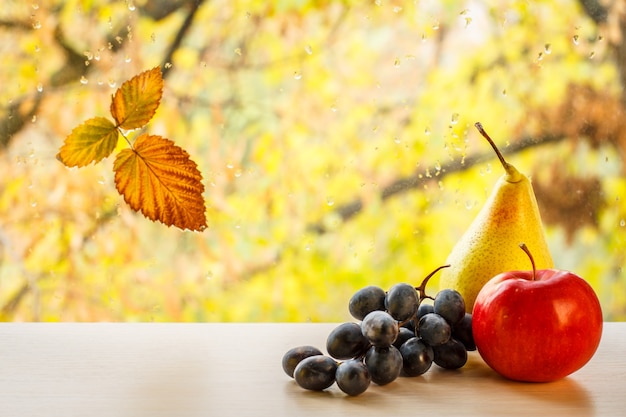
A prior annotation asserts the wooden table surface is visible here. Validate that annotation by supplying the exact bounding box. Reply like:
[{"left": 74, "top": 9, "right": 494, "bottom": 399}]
[{"left": 0, "top": 322, "right": 624, "bottom": 417}]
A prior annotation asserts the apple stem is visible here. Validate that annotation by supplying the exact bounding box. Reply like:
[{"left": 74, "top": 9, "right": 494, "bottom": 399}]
[
  {"left": 474, "top": 122, "right": 511, "bottom": 172},
  {"left": 519, "top": 243, "right": 537, "bottom": 281}
]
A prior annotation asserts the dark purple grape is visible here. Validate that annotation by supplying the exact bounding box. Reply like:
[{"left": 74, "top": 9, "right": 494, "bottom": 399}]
[
  {"left": 385, "top": 283, "right": 418, "bottom": 321},
  {"left": 348, "top": 285, "right": 386, "bottom": 320},
  {"left": 452, "top": 313, "right": 476, "bottom": 351},
  {"left": 364, "top": 346, "right": 403, "bottom": 385},
  {"left": 393, "top": 326, "right": 415, "bottom": 349},
  {"left": 418, "top": 313, "right": 451, "bottom": 346},
  {"left": 293, "top": 355, "right": 337, "bottom": 391},
  {"left": 361, "top": 310, "right": 399, "bottom": 347},
  {"left": 400, "top": 337, "right": 434, "bottom": 377},
  {"left": 326, "top": 322, "right": 371, "bottom": 360},
  {"left": 282, "top": 345, "right": 323, "bottom": 378},
  {"left": 335, "top": 359, "right": 371, "bottom": 396},
  {"left": 433, "top": 289, "right": 466, "bottom": 326},
  {"left": 417, "top": 302, "right": 434, "bottom": 320},
  {"left": 401, "top": 318, "right": 416, "bottom": 333},
  {"left": 432, "top": 338, "right": 468, "bottom": 369}
]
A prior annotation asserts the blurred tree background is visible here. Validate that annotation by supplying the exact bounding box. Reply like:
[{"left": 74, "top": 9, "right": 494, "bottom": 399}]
[{"left": 1, "top": 0, "right": 625, "bottom": 322}]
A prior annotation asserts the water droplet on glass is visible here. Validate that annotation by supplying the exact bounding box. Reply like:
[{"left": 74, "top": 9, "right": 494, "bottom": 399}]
[
  {"left": 164, "top": 62, "right": 172, "bottom": 69},
  {"left": 432, "top": 21, "right": 440, "bottom": 30},
  {"left": 32, "top": 3, "right": 40, "bottom": 10},
  {"left": 32, "top": 20, "right": 41, "bottom": 30},
  {"left": 206, "top": 271, "right": 213, "bottom": 280},
  {"left": 226, "top": 162, "right": 234, "bottom": 169},
  {"left": 125, "top": 55, "right": 132, "bottom": 63},
  {"left": 393, "top": 6, "right": 402, "bottom": 13},
  {"left": 36, "top": 83, "right": 43, "bottom": 93},
  {"left": 326, "top": 196, "right": 334, "bottom": 207},
  {"left": 394, "top": 57, "right": 401, "bottom": 67},
  {"left": 374, "top": 0, "right": 382, "bottom": 6},
  {"left": 305, "top": 45, "right": 313, "bottom": 55},
  {"left": 30, "top": 199, "right": 38, "bottom": 208},
  {"left": 234, "top": 48, "right": 242, "bottom": 56},
  {"left": 234, "top": 169, "right": 242, "bottom": 178},
  {"left": 620, "top": 219, "right": 625, "bottom": 227},
  {"left": 424, "top": 127, "right": 431, "bottom": 136},
  {"left": 537, "top": 52, "right": 543, "bottom": 61},
  {"left": 330, "top": 104, "right": 338, "bottom": 112},
  {"left": 434, "top": 161, "right": 442, "bottom": 174},
  {"left": 450, "top": 113, "right": 459, "bottom": 125},
  {"left": 79, "top": 76, "right": 88, "bottom": 85},
  {"left": 108, "top": 79, "right": 117, "bottom": 88},
  {"left": 127, "top": 1, "right": 136, "bottom": 11},
  {"left": 589, "top": 51, "right": 595, "bottom": 59},
  {"left": 293, "top": 71, "right": 302, "bottom": 80},
  {"left": 98, "top": 177, "right": 106, "bottom": 185},
  {"left": 465, "top": 200, "right": 474, "bottom": 210},
  {"left": 572, "top": 34, "right": 579, "bottom": 45},
  {"left": 502, "top": 88, "right": 507, "bottom": 96},
  {"left": 544, "top": 43, "right": 552, "bottom": 54},
  {"left": 393, "top": 137, "right": 401, "bottom": 144},
  {"left": 31, "top": 115, "right": 37, "bottom": 123}
]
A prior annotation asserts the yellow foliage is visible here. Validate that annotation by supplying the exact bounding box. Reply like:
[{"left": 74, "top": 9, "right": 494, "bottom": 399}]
[{"left": 0, "top": 0, "right": 625, "bottom": 322}]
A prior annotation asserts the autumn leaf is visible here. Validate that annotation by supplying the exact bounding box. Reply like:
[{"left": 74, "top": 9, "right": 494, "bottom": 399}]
[
  {"left": 56, "top": 117, "right": 119, "bottom": 167},
  {"left": 113, "top": 134, "right": 207, "bottom": 231},
  {"left": 110, "top": 66, "right": 163, "bottom": 130}
]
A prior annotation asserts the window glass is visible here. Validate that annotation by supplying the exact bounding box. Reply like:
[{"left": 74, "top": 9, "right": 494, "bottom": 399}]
[{"left": 0, "top": 0, "right": 624, "bottom": 321}]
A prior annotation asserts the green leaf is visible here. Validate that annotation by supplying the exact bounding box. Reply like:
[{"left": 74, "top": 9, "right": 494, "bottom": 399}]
[{"left": 56, "top": 117, "right": 119, "bottom": 167}]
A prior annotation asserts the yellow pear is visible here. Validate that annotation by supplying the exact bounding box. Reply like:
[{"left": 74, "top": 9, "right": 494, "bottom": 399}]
[{"left": 438, "top": 123, "right": 554, "bottom": 312}]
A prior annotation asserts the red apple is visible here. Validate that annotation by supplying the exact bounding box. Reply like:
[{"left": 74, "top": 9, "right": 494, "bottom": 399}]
[{"left": 472, "top": 244, "right": 603, "bottom": 383}]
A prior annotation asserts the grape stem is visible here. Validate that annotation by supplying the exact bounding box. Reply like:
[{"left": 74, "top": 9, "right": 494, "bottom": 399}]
[{"left": 415, "top": 264, "right": 450, "bottom": 302}]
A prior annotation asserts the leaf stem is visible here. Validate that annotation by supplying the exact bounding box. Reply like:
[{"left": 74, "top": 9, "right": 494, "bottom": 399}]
[{"left": 118, "top": 128, "right": 133, "bottom": 149}]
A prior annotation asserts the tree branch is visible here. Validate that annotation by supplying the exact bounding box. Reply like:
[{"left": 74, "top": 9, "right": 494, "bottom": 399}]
[
  {"left": 160, "top": 0, "right": 207, "bottom": 79},
  {"left": 577, "top": 0, "right": 608, "bottom": 24},
  {"left": 308, "top": 132, "right": 565, "bottom": 234}
]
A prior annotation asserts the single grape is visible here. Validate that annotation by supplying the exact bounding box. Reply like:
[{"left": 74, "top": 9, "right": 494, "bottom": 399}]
[
  {"left": 326, "top": 322, "right": 371, "bottom": 360},
  {"left": 361, "top": 310, "right": 399, "bottom": 347},
  {"left": 364, "top": 345, "right": 403, "bottom": 385},
  {"left": 282, "top": 345, "right": 323, "bottom": 378},
  {"left": 401, "top": 318, "right": 416, "bottom": 333},
  {"left": 348, "top": 285, "right": 386, "bottom": 320},
  {"left": 433, "top": 289, "right": 466, "bottom": 326},
  {"left": 385, "top": 283, "right": 419, "bottom": 321},
  {"left": 432, "top": 338, "right": 468, "bottom": 369},
  {"left": 452, "top": 313, "right": 476, "bottom": 351},
  {"left": 417, "top": 302, "right": 434, "bottom": 320},
  {"left": 418, "top": 313, "right": 451, "bottom": 346},
  {"left": 293, "top": 355, "right": 338, "bottom": 391},
  {"left": 335, "top": 359, "right": 371, "bottom": 396},
  {"left": 400, "top": 337, "right": 434, "bottom": 377},
  {"left": 393, "top": 326, "right": 415, "bottom": 349}
]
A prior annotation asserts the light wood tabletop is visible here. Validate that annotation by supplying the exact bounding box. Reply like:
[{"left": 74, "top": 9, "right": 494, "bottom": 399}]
[{"left": 0, "top": 322, "right": 623, "bottom": 417}]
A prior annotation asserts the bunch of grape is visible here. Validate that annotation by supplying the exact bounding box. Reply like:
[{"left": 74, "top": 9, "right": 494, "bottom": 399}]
[{"left": 282, "top": 266, "right": 476, "bottom": 396}]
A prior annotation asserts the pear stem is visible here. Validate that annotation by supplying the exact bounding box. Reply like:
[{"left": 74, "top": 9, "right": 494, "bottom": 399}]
[
  {"left": 474, "top": 122, "right": 510, "bottom": 172},
  {"left": 519, "top": 243, "right": 537, "bottom": 281}
]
